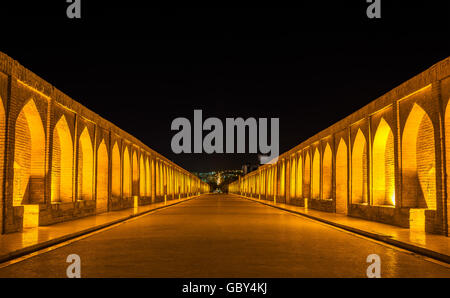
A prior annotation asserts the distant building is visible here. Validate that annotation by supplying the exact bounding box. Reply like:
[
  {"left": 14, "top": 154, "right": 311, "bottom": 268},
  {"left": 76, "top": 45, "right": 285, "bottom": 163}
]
[{"left": 241, "top": 164, "right": 259, "bottom": 175}]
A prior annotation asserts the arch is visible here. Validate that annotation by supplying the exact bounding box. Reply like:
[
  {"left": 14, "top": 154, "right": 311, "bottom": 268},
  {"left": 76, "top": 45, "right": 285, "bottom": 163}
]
[
  {"left": 445, "top": 101, "right": 450, "bottom": 220},
  {"left": 96, "top": 140, "right": 108, "bottom": 212},
  {"left": 280, "top": 161, "right": 285, "bottom": 197},
  {"left": 51, "top": 115, "right": 73, "bottom": 203},
  {"left": 13, "top": 99, "right": 46, "bottom": 205},
  {"left": 140, "top": 154, "right": 146, "bottom": 196},
  {"left": 373, "top": 118, "right": 395, "bottom": 206},
  {"left": 312, "top": 148, "right": 320, "bottom": 199},
  {"left": 336, "top": 138, "right": 348, "bottom": 214},
  {"left": 123, "top": 146, "right": 131, "bottom": 198},
  {"left": 290, "top": 157, "right": 296, "bottom": 198},
  {"left": 402, "top": 104, "right": 436, "bottom": 209},
  {"left": 352, "top": 129, "right": 367, "bottom": 204},
  {"left": 296, "top": 155, "right": 303, "bottom": 198},
  {"left": 146, "top": 157, "right": 151, "bottom": 196},
  {"left": 111, "top": 143, "right": 120, "bottom": 197},
  {"left": 78, "top": 127, "right": 94, "bottom": 200},
  {"left": 132, "top": 151, "right": 139, "bottom": 196},
  {"left": 322, "top": 144, "right": 332, "bottom": 199},
  {"left": 155, "top": 161, "right": 160, "bottom": 197},
  {"left": 167, "top": 166, "right": 171, "bottom": 195},
  {"left": 163, "top": 164, "right": 167, "bottom": 196},
  {"left": 304, "top": 152, "right": 311, "bottom": 198},
  {"left": 0, "top": 97, "right": 4, "bottom": 227}
]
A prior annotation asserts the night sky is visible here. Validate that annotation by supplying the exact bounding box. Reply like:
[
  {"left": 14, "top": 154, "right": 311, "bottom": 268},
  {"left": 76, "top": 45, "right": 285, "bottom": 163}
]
[{"left": 2, "top": 2, "right": 449, "bottom": 172}]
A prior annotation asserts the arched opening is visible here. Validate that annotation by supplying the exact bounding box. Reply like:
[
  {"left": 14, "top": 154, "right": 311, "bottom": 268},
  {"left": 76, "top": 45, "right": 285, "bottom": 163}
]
[
  {"left": 111, "top": 143, "right": 120, "bottom": 198},
  {"left": 312, "top": 148, "right": 320, "bottom": 199},
  {"left": 96, "top": 140, "right": 108, "bottom": 213},
  {"left": 402, "top": 104, "right": 436, "bottom": 209},
  {"left": 132, "top": 151, "right": 139, "bottom": 196},
  {"left": 51, "top": 115, "right": 73, "bottom": 203},
  {"left": 296, "top": 155, "right": 303, "bottom": 198},
  {"left": 0, "top": 97, "right": 4, "bottom": 230},
  {"left": 140, "top": 155, "right": 146, "bottom": 196},
  {"left": 304, "top": 152, "right": 311, "bottom": 198},
  {"left": 123, "top": 147, "right": 131, "bottom": 198},
  {"left": 78, "top": 128, "right": 94, "bottom": 200},
  {"left": 262, "top": 170, "right": 266, "bottom": 197},
  {"left": 322, "top": 144, "right": 332, "bottom": 200},
  {"left": 373, "top": 118, "right": 395, "bottom": 206},
  {"left": 280, "top": 161, "right": 285, "bottom": 197},
  {"left": 13, "top": 99, "right": 46, "bottom": 206},
  {"left": 168, "top": 168, "right": 172, "bottom": 196},
  {"left": 146, "top": 157, "right": 151, "bottom": 196},
  {"left": 156, "top": 162, "right": 161, "bottom": 197},
  {"left": 445, "top": 101, "right": 450, "bottom": 223},
  {"left": 336, "top": 139, "right": 348, "bottom": 214},
  {"left": 290, "top": 157, "right": 296, "bottom": 198},
  {"left": 352, "top": 129, "right": 368, "bottom": 204},
  {"left": 163, "top": 165, "right": 167, "bottom": 196}
]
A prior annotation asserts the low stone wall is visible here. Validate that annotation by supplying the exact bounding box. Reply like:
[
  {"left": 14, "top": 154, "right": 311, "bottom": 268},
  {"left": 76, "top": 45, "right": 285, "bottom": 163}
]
[{"left": 39, "top": 201, "right": 96, "bottom": 226}]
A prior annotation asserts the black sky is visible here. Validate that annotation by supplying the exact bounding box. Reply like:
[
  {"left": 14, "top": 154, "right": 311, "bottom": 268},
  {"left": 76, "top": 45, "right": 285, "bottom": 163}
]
[{"left": 2, "top": 2, "right": 449, "bottom": 172}]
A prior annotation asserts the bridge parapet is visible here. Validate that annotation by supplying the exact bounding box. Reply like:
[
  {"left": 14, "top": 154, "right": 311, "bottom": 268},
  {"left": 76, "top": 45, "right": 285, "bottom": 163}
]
[
  {"left": 0, "top": 52, "right": 209, "bottom": 234},
  {"left": 230, "top": 56, "right": 450, "bottom": 236}
]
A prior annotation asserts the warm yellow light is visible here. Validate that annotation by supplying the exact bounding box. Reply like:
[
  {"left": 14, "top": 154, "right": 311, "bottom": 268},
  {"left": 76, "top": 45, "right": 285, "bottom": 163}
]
[
  {"left": 51, "top": 116, "right": 74, "bottom": 204},
  {"left": 78, "top": 128, "right": 94, "bottom": 201},
  {"left": 22, "top": 205, "right": 39, "bottom": 228}
]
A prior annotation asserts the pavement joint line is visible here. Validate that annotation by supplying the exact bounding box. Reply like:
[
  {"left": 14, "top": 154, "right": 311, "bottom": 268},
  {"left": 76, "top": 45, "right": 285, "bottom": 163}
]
[
  {"left": 0, "top": 196, "right": 200, "bottom": 267},
  {"left": 234, "top": 194, "right": 450, "bottom": 266}
]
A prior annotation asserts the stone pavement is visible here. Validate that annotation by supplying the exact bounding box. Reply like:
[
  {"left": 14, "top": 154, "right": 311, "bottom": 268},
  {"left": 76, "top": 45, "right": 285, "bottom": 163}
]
[
  {"left": 233, "top": 194, "right": 450, "bottom": 264},
  {"left": 0, "top": 196, "right": 198, "bottom": 263}
]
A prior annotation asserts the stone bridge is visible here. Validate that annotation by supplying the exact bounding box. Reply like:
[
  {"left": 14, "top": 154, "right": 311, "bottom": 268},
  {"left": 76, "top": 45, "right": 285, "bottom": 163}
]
[
  {"left": 0, "top": 52, "right": 209, "bottom": 234},
  {"left": 230, "top": 56, "right": 450, "bottom": 236}
]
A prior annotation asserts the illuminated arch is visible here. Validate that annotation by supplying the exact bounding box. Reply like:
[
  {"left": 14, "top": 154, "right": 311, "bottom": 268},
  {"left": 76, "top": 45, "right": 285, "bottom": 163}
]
[
  {"left": 352, "top": 129, "right": 367, "bottom": 204},
  {"left": 51, "top": 115, "right": 73, "bottom": 203},
  {"left": 156, "top": 161, "right": 160, "bottom": 196},
  {"left": 296, "top": 155, "right": 303, "bottom": 198},
  {"left": 262, "top": 169, "right": 266, "bottom": 197},
  {"left": 140, "top": 154, "right": 146, "bottom": 196},
  {"left": 373, "top": 118, "right": 395, "bottom": 206},
  {"left": 0, "top": 97, "right": 4, "bottom": 208},
  {"left": 78, "top": 127, "right": 94, "bottom": 200},
  {"left": 146, "top": 157, "right": 151, "bottom": 196},
  {"left": 96, "top": 140, "right": 108, "bottom": 212},
  {"left": 290, "top": 157, "right": 296, "bottom": 198},
  {"left": 402, "top": 104, "right": 436, "bottom": 209},
  {"left": 336, "top": 139, "right": 348, "bottom": 214},
  {"left": 123, "top": 146, "right": 131, "bottom": 198},
  {"left": 111, "top": 143, "right": 120, "bottom": 197},
  {"left": 312, "top": 148, "right": 320, "bottom": 199},
  {"left": 132, "top": 151, "right": 139, "bottom": 196},
  {"left": 322, "top": 144, "right": 332, "bottom": 200},
  {"left": 445, "top": 101, "right": 450, "bottom": 215},
  {"left": 13, "top": 99, "right": 46, "bottom": 205},
  {"left": 280, "top": 161, "right": 285, "bottom": 196},
  {"left": 163, "top": 164, "right": 167, "bottom": 195},
  {"left": 168, "top": 166, "right": 171, "bottom": 195},
  {"left": 304, "top": 152, "right": 311, "bottom": 198}
]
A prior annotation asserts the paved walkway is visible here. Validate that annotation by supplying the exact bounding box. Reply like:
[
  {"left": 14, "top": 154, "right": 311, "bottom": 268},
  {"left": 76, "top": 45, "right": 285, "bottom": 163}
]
[
  {"left": 0, "top": 196, "right": 197, "bottom": 263},
  {"left": 0, "top": 194, "right": 448, "bottom": 277},
  {"left": 234, "top": 194, "right": 450, "bottom": 263}
]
